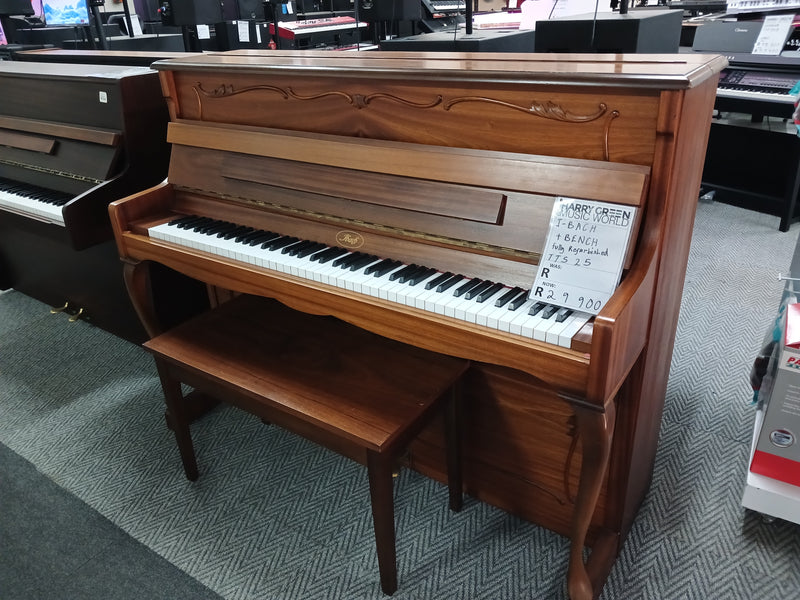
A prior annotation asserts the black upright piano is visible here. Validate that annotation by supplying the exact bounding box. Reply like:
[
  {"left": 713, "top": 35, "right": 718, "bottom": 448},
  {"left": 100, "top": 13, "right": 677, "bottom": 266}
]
[{"left": 0, "top": 61, "right": 200, "bottom": 342}]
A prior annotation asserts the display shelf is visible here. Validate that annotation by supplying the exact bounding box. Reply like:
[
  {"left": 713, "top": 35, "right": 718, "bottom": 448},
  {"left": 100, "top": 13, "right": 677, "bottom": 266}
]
[{"left": 742, "top": 408, "right": 800, "bottom": 523}]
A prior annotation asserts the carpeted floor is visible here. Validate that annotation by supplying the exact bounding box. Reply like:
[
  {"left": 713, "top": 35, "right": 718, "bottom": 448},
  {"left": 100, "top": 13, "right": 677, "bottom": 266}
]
[{"left": 2, "top": 200, "right": 800, "bottom": 600}]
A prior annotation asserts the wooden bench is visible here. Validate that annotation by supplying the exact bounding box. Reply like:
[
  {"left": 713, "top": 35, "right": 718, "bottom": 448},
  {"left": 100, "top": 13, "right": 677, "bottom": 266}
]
[{"left": 142, "top": 294, "right": 469, "bottom": 595}]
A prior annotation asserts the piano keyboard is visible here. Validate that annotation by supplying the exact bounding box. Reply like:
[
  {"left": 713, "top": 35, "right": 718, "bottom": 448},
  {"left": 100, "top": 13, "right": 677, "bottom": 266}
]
[
  {"left": 0, "top": 177, "right": 71, "bottom": 225},
  {"left": 428, "top": 0, "right": 466, "bottom": 11},
  {"left": 271, "top": 16, "right": 368, "bottom": 37},
  {"left": 148, "top": 216, "right": 593, "bottom": 348},
  {"left": 716, "top": 69, "right": 800, "bottom": 105}
]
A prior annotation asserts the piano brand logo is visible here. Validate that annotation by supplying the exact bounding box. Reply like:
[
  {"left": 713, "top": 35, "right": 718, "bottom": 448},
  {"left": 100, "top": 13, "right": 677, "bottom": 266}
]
[{"left": 336, "top": 231, "right": 365, "bottom": 248}]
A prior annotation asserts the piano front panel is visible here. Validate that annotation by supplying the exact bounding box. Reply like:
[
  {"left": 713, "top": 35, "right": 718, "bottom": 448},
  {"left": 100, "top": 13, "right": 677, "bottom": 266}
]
[
  {"left": 411, "top": 362, "right": 607, "bottom": 540},
  {"left": 160, "top": 63, "right": 662, "bottom": 165},
  {"left": 2, "top": 64, "right": 133, "bottom": 130}
]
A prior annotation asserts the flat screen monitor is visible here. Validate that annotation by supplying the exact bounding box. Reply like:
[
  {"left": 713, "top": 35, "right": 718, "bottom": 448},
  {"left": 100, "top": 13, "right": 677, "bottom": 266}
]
[{"left": 42, "top": 0, "right": 89, "bottom": 25}]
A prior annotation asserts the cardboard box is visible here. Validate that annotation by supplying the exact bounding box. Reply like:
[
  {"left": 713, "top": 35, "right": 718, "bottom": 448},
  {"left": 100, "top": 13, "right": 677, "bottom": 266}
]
[{"left": 751, "top": 302, "right": 800, "bottom": 487}]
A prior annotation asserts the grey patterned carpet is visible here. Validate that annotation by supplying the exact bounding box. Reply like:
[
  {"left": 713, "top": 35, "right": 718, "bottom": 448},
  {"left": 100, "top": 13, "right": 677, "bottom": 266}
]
[{"left": 2, "top": 200, "right": 800, "bottom": 600}]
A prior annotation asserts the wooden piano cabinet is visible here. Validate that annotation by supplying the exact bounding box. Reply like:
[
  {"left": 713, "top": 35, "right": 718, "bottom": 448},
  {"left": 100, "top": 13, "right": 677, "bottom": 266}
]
[{"left": 110, "top": 51, "right": 726, "bottom": 600}]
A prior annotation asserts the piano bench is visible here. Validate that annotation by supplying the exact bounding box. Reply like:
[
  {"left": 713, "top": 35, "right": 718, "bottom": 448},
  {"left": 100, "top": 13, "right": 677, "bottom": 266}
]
[{"left": 143, "top": 293, "right": 469, "bottom": 596}]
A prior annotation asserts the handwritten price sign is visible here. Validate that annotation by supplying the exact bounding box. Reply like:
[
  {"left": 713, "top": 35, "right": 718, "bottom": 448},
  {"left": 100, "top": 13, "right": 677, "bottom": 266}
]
[{"left": 530, "top": 197, "right": 637, "bottom": 315}]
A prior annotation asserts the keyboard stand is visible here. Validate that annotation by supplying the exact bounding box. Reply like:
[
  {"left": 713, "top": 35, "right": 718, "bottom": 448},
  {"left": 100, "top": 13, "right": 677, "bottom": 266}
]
[{"left": 143, "top": 293, "right": 469, "bottom": 595}]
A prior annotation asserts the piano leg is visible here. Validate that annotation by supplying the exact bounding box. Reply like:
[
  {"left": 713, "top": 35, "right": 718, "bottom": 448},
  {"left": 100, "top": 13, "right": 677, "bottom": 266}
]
[
  {"left": 561, "top": 395, "right": 617, "bottom": 600},
  {"left": 123, "top": 259, "right": 163, "bottom": 338}
]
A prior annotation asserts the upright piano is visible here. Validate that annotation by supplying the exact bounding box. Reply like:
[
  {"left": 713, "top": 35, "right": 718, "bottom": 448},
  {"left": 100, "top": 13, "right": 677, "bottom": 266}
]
[
  {"left": 109, "top": 50, "right": 725, "bottom": 599},
  {"left": 0, "top": 61, "right": 178, "bottom": 341}
]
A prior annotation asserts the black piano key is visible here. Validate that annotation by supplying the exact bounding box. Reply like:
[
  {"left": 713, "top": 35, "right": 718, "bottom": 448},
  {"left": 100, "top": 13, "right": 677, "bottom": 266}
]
[
  {"left": 389, "top": 264, "right": 418, "bottom": 282},
  {"left": 308, "top": 246, "right": 338, "bottom": 262},
  {"left": 233, "top": 228, "right": 259, "bottom": 242},
  {"left": 221, "top": 225, "right": 253, "bottom": 239},
  {"left": 313, "top": 247, "right": 349, "bottom": 264},
  {"left": 464, "top": 280, "right": 493, "bottom": 300},
  {"left": 407, "top": 267, "right": 438, "bottom": 286},
  {"left": 295, "top": 242, "right": 327, "bottom": 258},
  {"left": 437, "top": 274, "right": 464, "bottom": 293},
  {"left": 181, "top": 216, "right": 213, "bottom": 230},
  {"left": 168, "top": 215, "right": 200, "bottom": 227},
  {"left": 214, "top": 223, "right": 241, "bottom": 237},
  {"left": 282, "top": 240, "right": 314, "bottom": 255},
  {"left": 495, "top": 286, "right": 524, "bottom": 308},
  {"left": 364, "top": 258, "right": 394, "bottom": 275},
  {"left": 476, "top": 282, "right": 504, "bottom": 303},
  {"left": 507, "top": 290, "right": 530, "bottom": 310},
  {"left": 332, "top": 252, "right": 363, "bottom": 268},
  {"left": 398, "top": 265, "right": 428, "bottom": 284},
  {"left": 348, "top": 254, "right": 379, "bottom": 271},
  {"left": 529, "top": 301, "right": 547, "bottom": 316},
  {"left": 246, "top": 231, "right": 280, "bottom": 246},
  {"left": 555, "top": 307, "right": 573, "bottom": 322},
  {"left": 196, "top": 219, "right": 224, "bottom": 233},
  {"left": 372, "top": 260, "right": 403, "bottom": 277},
  {"left": 541, "top": 304, "right": 559, "bottom": 319},
  {"left": 263, "top": 236, "right": 299, "bottom": 251},
  {"left": 425, "top": 272, "right": 453, "bottom": 290},
  {"left": 453, "top": 278, "right": 483, "bottom": 298}
]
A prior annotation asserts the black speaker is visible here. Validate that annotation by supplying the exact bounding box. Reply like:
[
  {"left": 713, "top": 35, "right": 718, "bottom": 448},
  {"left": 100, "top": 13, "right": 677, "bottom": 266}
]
[
  {"left": 235, "top": 0, "right": 264, "bottom": 19},
  {"left": 161, "top": 0, "right": 223, "bottom": 25},
  {"left": 534, "top": 9, "right": 682, "bottom": 54},
  {"left": 357, "top": 0, "right": 420, "bottom": 22},
  {"left": 0, "top": 0, "right": 32, "bottom": 15},
  {"left": 381, "top": 28, "right": 534, "bottom": 51}
]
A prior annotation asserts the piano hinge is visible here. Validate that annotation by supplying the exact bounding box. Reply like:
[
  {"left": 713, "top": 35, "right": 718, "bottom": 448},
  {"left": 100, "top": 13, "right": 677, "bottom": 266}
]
[
  {"left": 183, "top": 187, "right": 542, "bottom": 262},
  {"left": 0, "top": 159, "right": 103, "bottom": 185}
]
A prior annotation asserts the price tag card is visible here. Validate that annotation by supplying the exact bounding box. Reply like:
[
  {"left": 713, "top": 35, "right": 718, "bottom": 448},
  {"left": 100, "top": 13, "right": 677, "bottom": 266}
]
[
  {"left": 530, "top": 197, "right": 637, "bottom": 315},
  {"left": 753, "top": 14, "right": 795, "bottom": 55}
]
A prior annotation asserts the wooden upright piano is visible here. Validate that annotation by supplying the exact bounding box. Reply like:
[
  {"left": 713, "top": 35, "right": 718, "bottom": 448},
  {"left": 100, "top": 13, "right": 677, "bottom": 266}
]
[{"left": 109, "top": 50, "right": 726, "bottom": 599}]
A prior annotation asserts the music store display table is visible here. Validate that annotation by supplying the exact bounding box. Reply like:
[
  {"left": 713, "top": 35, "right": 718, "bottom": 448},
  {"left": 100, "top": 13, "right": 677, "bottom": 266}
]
[{"left": 143, "top": 293, "right": 469, "bottom": 595}]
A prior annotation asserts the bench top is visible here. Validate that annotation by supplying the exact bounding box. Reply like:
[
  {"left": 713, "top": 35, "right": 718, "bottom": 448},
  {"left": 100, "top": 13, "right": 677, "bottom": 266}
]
[{"left": 143, "top": 294, "right": 469, "bottom": 452}]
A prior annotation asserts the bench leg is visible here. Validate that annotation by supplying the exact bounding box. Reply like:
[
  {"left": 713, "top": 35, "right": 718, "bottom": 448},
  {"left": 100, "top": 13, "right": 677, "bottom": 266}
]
[
  {"left": 367, "top": 451, "right": 398, "bottom": 596},
  {"left": 444, "top": 383, "right": 463, "bottom": 513},
  {"left": 155, "top": 361, "right": 199, "bottom": 481}
]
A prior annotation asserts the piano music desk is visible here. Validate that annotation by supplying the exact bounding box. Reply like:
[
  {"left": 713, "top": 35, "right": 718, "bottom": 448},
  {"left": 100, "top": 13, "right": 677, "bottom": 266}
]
[{"left": 143, "top": 293, "right": 469, "bottom": 596}]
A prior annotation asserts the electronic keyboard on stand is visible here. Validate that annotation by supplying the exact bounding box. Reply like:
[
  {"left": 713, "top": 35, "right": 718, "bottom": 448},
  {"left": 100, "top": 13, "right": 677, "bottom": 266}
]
[
  {"left": 691, "top": 21, "right": 800, "bottom": 229},
  {"left": 268, "top": 16, "right": 369, "bottom": 49},
  {"left": 109, "top": 50, "right": 724, "bottom": 600}
]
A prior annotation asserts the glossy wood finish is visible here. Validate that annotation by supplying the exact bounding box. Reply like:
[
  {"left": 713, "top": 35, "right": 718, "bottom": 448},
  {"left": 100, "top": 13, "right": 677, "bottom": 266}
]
[
  {"left": 144, "top": 294, "right": 469, "bottom": 595},
  {"left": 110, "top": 51, "right": 725, "bottom": 599}
]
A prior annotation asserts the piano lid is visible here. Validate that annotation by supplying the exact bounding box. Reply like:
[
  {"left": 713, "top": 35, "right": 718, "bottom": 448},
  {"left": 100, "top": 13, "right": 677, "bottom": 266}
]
[{"left": 150, "top": 50, "right": 728, "bottom": 90}]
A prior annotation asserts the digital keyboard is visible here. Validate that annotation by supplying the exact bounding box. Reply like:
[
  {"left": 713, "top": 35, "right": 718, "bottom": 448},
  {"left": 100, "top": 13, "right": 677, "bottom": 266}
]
[
  {"left": 716, "top": 68, "right": 800, "bottom": 105},
  {"left": 270, "top": 16, "right": 368, "bottom": 39},
  {"left": 148, "top": 215, "right": 593, "bottom": 347},
  {"left": 0, "top": 177, "right": 72, "bottom": 225},
  {"left": 426, "top": 0, "right": 466, "bottom": 11}
]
